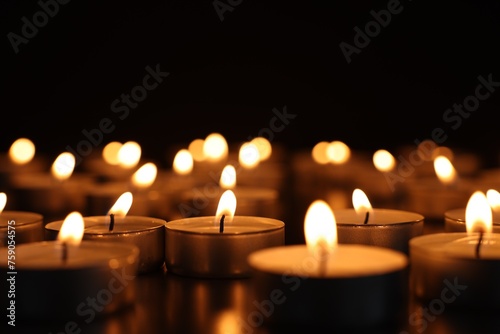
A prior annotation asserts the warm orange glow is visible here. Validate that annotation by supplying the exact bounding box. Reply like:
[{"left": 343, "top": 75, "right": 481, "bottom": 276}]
[
  {"left": 51, "top": 152, "right": 75, "bottom": 181},
  {"left": 214, "top": 189, "right": 237, "bottom": 224},
  {"left": 219, "top": 165, "right": 236, "bottom": 189},
  {"left": 465, "top": 191, "right": 492, "bottom": 234},
  {"left": 102, "top": 141, "right": 123, "bottom": 165},
  {"left": 0, "top": 192, "right": 6, "bottom": 213},
  {"left": 304, "top": 200, "right": 337, "bottom": 257},
  {"left": 486, "top": 189, "right": 500, "bottom": 211},
  {"left": 239, "top": 142, "right": 260, "bottom": 169},
  {"left": 132, "top": 162, "right": 157, "bottom": 189},
  {"left": 173, "top": 149, "right": 193, "bottom": 175},
  {"left": 188, "top": 139, "right": 206, "bottom": 162},
  {"left": 117, "top": 141, "right": 141, "bottom": 168},
  {"left": 352, "top": 188, "right": 373, "bottom": 217},
  {"left": 373, "top": 149, "right": 395, "bottom": 172},
  {"left": 203, "top": 133, "right": 228, "bottom": 162},
  {"left": 9, "top": 138, "right": 35, "bottom": 165},
  {"left": 326, "top": 141, "right": 350, "bottom": 165},
  {"left": 432, "top": 146, "right": 454, "bottom": 161},
  {"left": 416, "top": 140, "right": 437, "bottom": 161},
  {"left": 433, "top": 155, "right": 457, "bottom": 185},
  {"left": 108, "top": 192, "right": 133, "bottom": 216},
  {"left": 311, "top": 141, "right": 330, "bottom": 165},
  {"left": 250, "top": 137, "right": 272, "bottom": 161},
  {"left": 57, "top": 211, "right": 84, "bottom": 246}
]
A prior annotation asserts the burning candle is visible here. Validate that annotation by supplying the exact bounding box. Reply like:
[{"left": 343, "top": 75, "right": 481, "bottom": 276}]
[
  {"left": 410, "top": 191, "right": 500, "bottom": 308},
  {"left": 335, "top": 188, "right": 424, "bottom": 254},
  {"left": 85, "top": 161, "right": 160, "bottom": 217},
  {"left": 165, "top": 189, "right": 285, "bottom": 278},
  {"left": 403, "top": 154, "right": 475, "bottom": 223},
  {"left": 0, "top": 192, "right": 44, "bottom": 246},
  {"left": 45, "top": 192, "right": 166, "bottom": 274},
  {"left": 0, "top": 212, "right": 140, "bottom": 320},
  {"left": 247, "top": 200, "right": 409, "bottom": 329},
  {"left": 0, "top": 138, "right": 48, "bottom": 191},
  {"left": 9, "top": 152, "right": 94, "bottom": 220},
  {"left": 173, "top": 163, "right": 281, "bottom": 220},
  {"left": 445, "top": 189, "right": 500, "bottom": 233}
]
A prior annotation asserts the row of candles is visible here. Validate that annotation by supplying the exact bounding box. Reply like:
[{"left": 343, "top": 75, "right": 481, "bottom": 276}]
[{"left": 1, "top": 135, "right": 500, "bottom": 329}]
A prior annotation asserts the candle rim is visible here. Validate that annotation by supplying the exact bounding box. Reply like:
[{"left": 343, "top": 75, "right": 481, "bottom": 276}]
[
  {"left": 0, "top": 211, "right": 43, "bottom": 226},
  {"left": 445, "top": 208, "right": 500, "bottom": 225},
  {"left": 165, "top": 215, "right": 284, "bottom": 235},
  {"left": 333, "top": 208, "right": 424, "bottom": 226},
  {"left": 0, "top": 240, "right": 140, "bottom": 269},
  {"left": 45, "top": 215, "right": 166, "bottom": 234}
]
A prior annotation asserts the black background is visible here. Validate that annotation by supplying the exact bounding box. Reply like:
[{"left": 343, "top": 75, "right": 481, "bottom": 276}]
[{"left": 2, "top": 0, "right": 500, "bottom": 166}]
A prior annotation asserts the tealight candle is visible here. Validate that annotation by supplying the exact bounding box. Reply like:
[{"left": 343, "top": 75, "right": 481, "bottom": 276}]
[
  {"left": 0, "top": 192, "right": 44, "bottom": 246},
  {"left": 247, "top": 200, "right": 408, "bottom": 329},
  {"left": 0, "top": 212, "right": 139, "bottom": 320},
  {"left": 410, "top": 191, "right": 500, "bottom": 308},
  {"left": 165, "top": 189, "right": 285, "bottom": 278},
  {"left": 9, "top": 152, "right": 95, "bottom": 220},
  {"left": 403, "top": 155, "right": 475, "bottom": 222},
  {"left": 172, "top": 164, "right": 282, "bottom": 220},
  {"left": 45, "top": 192, "right": 166, "bottom": 274},
  {"left": 335, "top": 189, "right": 424, "bottom": 254}
]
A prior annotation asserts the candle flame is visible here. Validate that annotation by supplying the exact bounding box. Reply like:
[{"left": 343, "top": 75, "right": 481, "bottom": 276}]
[
  {"left": 203, "top": 133, "right": 228, "bottom": 162},
  {"left": 239, "top": 142, "right": 260, "bottom": 169},
  {"left": 433, "top": 155, "right": 457, "bottom": 185},
  {"left": 250, "top": 137, "right": 272, "bottom": 161},
  {"left": 57, "top": 211, "right": 84, "bottom": 246},
  {"left": 51, "top": 152, "right": 75, "bottom": 181},
  {"left": 220, "top": 165, "right": 236, "bottom": 189},
  {"left": 326, "top": 141, "right": 350, "bottom": 165},
  {"left": 304, "top": 200, "right": 337, "bottom": 257},
  {"left": 102, "top": 141, "right": 123, "bottom": 165},
  {"left": 118, "top": 141, "right": 141, "bottom": 168},
  {"left": 188, "top": 138, "right": 206, "bottom": 162},
  {"left": 132, "top": 162, "right": 157, "bottom": 189},
  {"left": 108, "top": 192, "right": 133, "bottom": 216},
  {"left": 0, "top": 192, "right": 6, "bottom": 213},
  {"left": 173, "top": 149, "right": 193, "bottom": 175},
  {"left": 214, "top": 189, "right": 236, "bottom": 224},
  {"left": 373, "top": 149, "right": 395, "bottom": 172},
  {"left": 486, "top": 189, "right": 500, "bottom": 211},
  {"left": 352, "top": 188, "right": 373, "bottom": 217},
  {"left": 311, "top": 141, "right": 330, "bottom": 165},
  {"left": 465, "top": 191, "right": 492, "bottom": 234},
  {"left": 9, "top": 138, "right": 35, "bottom": 165}
]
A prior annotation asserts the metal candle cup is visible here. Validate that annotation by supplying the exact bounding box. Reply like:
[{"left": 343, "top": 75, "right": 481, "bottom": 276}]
[
  {"left": 0, "top": 240, "right": 139, "bottom": 320},
  {"left": 45, "top": 216, "right": 166, "bottom": 274},
  {"left": 409, "top": 232, "right": 500, "bottom": 309},
  {"left": 445, "top": 208, "right": 500, "bottom": 233},
  {"left": 0, "top": 211, "right": 43, "bottom": 246},
  {"left": 247, "top": 244, "right": 408, "bottom": 329},
  {"left": 165, "top": 216, "right": 285, "bottom": 278},
  {"left": 334, "top": 208, "right": 424, "bottom": 254}
]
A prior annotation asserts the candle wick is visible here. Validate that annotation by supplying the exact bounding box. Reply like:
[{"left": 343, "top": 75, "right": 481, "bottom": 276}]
[
  {"left": 219, "top": 214, "right": 225, "bottom": 233},
  {"left": 109, "top": 213, "right": 115, "bottom": 232},
  {"left": 475, "top": 231, "right": 484, "bottom": 259},
  {"left": 318, "top": 239, "right": 328, "bottom": 277},
  {"left": 62, "top": 242, "right": 68, "bottom": 264},
  {"left": 363, "top": 211, "right": 370, "bottom": 225}
]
